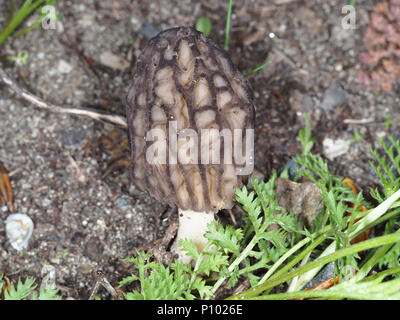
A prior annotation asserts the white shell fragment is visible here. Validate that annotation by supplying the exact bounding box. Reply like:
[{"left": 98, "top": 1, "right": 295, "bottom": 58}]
[{"left": 5, "top": 213, "right": 34, "bottom": 251}]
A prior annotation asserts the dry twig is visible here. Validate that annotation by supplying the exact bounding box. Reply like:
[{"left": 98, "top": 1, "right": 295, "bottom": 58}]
[
  {"left": 88, "top": 270, "right": 124, "bottom": 300},
  {"left": 0, "top": 68, "right": 127, "bottom": 128}
]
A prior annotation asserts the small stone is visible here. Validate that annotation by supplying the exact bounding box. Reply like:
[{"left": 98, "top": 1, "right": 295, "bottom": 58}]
[
  {"left": 323, "top": 138, "right": 350, "bottom": 161},
  {"left": 79, "top": 14, "right": 94, "bottom": 27},
  {"left": 275, "top": 178, "right": 324, "bottom": 226},
  {"left": 335, "top": 64, "right": 343, "bottom": 72},
  {"left": 57, "top": 127, "right": 86, "bottom": 149},
  {"left": 80, "top": 263, "right": 92, "bottom": 274},
  {"left": 279, "top": 159, "right": 301, "bottom": 181},
  {"left": 140, "top": 21, "right": 160, "bottom": 39},
  {"left": 299, "top": 8, "right": 322, "bottom": 33},
  {"left": 331, "top": 24, "right": 355, "bottom": 44},
  {"left": 96, "top": 219, "right": 106, "bottom": 229},
  {"left": 130, "top": 15, "right": 140, "bottom": 29},
  {"left": 58, "top": 59, "right": 73, "bottom": 74},
  {"left": 84, "top": 237, "right": 104, "bottom": 260},
  {"left": 56, "top": 20, "right": 64, "bottom": 33},
  {"left": 290, "top": 89, "right": 315, "bottom": 115},
  {"left": 125, "top": 213, "right": 132, "bottom": 219},
  {"left": 99, "top": 51, "right": 129, "bottom": 70},
  {"left": 115, "top": 197, "right": 131, "bottom": 211},
  {"left": 321, "top": 85, "right": 347, "bottom": 111}
]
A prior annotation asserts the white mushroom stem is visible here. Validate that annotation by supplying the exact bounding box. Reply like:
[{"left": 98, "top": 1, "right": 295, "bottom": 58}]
[{"left": 173, "top": 209, "right": 215, "bottom": 264}]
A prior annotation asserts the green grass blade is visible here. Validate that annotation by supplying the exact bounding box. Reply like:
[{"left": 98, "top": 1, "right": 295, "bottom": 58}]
[
  {"left": 228, "top": 232, "right": 400, "bottom": 300},
  {"left": 224, "top": 0, "right": 233, "bottom": 50},
  {"left": 242, "top": 61, "right": 271, "bottom": 77}
]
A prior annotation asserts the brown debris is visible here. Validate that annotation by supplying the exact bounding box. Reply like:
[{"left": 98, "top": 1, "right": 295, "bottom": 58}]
[
  {"left": 88, "top": 270, "right": 124, "bottom": 300},
  {"left": 134, "top": 220, "right": 179, "bottom": 265},
  {"left": 358, "top": 0, "right": 400, "bottom": 91},
  {"left": 1, "top": 275, "right": 12, "bottom": 299},
  {"left": 83, "top": 129, "right": 130, "bottom": 179},
  {"left": 292, "top": 276, "right": 340, "bottom": 300},
  {"left": 342, "top": 178, "right": 372, "bottom": 244},
  {"left": 0, "top": 161, "right": 14, "bottom": 212}
]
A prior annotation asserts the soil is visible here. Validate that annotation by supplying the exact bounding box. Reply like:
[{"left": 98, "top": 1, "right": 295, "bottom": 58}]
[{"left": 0, "top": 0, "right": 399, "bottom": 299}]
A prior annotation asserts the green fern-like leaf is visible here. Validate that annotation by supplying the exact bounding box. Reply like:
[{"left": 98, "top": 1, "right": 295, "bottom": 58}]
[
  {"left": 32, "top": 284, "right": 61, "bottom": 300},
  {"left": 197, "top": 251, "right": 229, "bottom": 276},
  {"left": 205, "top": 221, "right": 243, "bottom": 256},
  {"left": 121, "top": 252, "right": 215, "bottom": 300},
  {"left": 138, "top": 263, "right": 191, "bottom": 300},
  {"left": 4, "top": 277, "right": 36, "bottom": 300},
  {"left": 179, "top": 239, "right": 201, "bottom": 261},
  {"left": 370, "top": 136, "right": 400, "bottom": 201},
  {"left": 259, "top": 229, "right": 288, "bottom": 249},
  {"left": 190, "top": 277, "right": 212, "bottom": 299},
  {"left": 236, "top": 186, "right": 263, "bottom": 235}
]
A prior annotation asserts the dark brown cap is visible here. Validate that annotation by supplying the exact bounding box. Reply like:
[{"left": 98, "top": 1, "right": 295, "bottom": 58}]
[{"left": 126, "top": 27, "right": 255, "bottom": 213}]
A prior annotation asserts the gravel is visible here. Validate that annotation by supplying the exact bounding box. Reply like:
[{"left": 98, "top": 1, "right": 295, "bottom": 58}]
[{"left": 0, "top": 0, "right": 399, "bottom": 299}]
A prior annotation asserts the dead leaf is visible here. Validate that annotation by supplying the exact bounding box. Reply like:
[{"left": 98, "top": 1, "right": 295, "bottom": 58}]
[
  {"left": 0, "top": 162, "right": 14, "bottom": 212},
  {"left": 359, "top": 0, "right": 400, "bottom": 91},
  {"left": 275, "top": 178, "right": 324, "bottom": 226}
]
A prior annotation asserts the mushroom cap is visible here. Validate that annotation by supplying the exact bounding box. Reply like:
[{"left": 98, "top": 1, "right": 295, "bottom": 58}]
[{"left": 126, "top": 27, "right": 255, "bottom": 213}]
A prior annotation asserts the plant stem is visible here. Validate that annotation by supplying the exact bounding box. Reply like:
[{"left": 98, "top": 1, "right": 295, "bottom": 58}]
[
  {"left": 242, "top": 61, "right": 271, "bottom": 77},
  {"left": 4, "top": 0, "right": 16, "bottom": 30},
  {"left": 209, "top": 234, "right": 258, "bottom": 298},
  {"left": 12, "top": 20, "right": 41, "bottom": 39},
  {"left": 363, "top": 266, "right": 400, "bottom": 282},
  {"left": 355, "top": 229, "right": 400, "bottom": 282},
  {"left": 0, "top": 0, "right": 45, "bottom": 46},
  {"left": 367, "top": 207, "right": 400, "bottom": 229},
  {"left": 189, "top": 242, "right": 213, "bottom": 290},
  {"left": 247, "top": 278, "right": 400, "bottom": 300},
  {"left": 0, "top": 68, "right": 128, "bottom": 127},
  {"left": 349, "top": 188, "right": 400, "bottom": 238},
  {"left": 257, "top": 228, "right": 330, "bottom": 287},
  {"left": 227, "top": 232, "right": 400, "bottom": 300},
  {"left": 291, "top": 187, "right": 400, "bottom": 291}
]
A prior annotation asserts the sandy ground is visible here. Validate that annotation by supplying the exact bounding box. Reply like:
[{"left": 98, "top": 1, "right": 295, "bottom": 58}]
[{"left": 0, "top": 0, "right": 399, "bottom": 299}]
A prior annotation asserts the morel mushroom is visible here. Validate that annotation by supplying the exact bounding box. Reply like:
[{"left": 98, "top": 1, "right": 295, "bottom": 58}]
[{"left": 126, "top": 27, "right": 255, "bottom": 262}]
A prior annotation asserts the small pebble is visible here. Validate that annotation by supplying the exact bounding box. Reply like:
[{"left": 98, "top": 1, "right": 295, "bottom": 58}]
[
  {"left": 335, "top": 64, "right": 343, "bottom": 72},
  {"left": 321, "top": 84, "right": 347, "bottom": 111},
  {"left": 115, "top": 197, "right": 131, "bottom": 211},
  {"left": 5, "top": 213, "right": 34, "bottom": 251},
  {"left": 58, "top": 59, "right": 73, "bottom": 74},
  {"left": 99, "top": 51, "right": 129, "bottom": 70},
  {"left": 140, "top": 21, "right": 160, "bottom": 38},
  {"left": 57, "top": 127, "right": 87, "bottom": 149}
]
